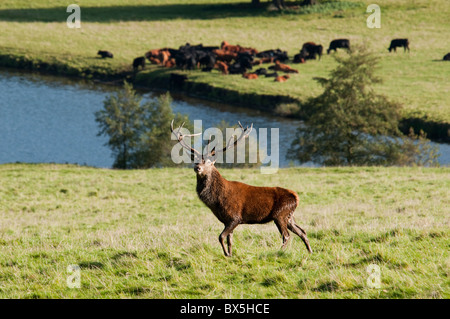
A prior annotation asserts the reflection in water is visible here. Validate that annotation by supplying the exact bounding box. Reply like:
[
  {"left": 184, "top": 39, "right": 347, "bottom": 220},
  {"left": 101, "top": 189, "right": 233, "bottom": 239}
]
[{"left": 0, "top": 69, "right": 448, "bottom": 168}]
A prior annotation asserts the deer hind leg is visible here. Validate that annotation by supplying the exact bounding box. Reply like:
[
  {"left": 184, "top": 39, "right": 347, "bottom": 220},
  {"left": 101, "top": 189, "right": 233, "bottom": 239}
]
[
  {"left": 227, "top": 233, "right": 233, "bottom": 256},
  {"left": 288, "top": 216, "right": 313, "bottom": 253},
  {"left": 219, "top": 221, "right": 239, "bottom": 257},
  {"left": 274, "top": 218, "right": 291, "bottom": 250}
]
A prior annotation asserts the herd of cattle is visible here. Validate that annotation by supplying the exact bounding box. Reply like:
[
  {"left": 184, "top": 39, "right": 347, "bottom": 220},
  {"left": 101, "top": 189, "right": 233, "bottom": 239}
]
[{"left": 96, "top": 38, "right": 449, "bottom": 83}]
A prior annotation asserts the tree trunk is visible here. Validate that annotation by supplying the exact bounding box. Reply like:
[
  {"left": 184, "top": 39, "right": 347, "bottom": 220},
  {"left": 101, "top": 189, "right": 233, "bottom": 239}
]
[
  {"left": 302, "top": 0, "right": 317, "bottom": 6},
  {"left": 273, "top": 0, "right": 286, "bottom": 10}
]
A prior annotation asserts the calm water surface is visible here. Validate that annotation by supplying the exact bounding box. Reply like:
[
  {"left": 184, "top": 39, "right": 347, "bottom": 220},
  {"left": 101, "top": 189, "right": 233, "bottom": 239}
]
[{"left": 0, "top": 69, "right": 448, "bottom": 168}]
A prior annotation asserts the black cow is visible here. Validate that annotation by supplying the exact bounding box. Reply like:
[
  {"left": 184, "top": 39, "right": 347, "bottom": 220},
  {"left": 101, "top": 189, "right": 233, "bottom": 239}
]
[
  {"left": 327, "top": 39, "right": 350, "bottom": 54},
  {"left": 264, "top": 72, "right": 279, "bottom": 78},
  {"left": 97, "top": 50, "right": 113, "bottom": 58},
  {"left": 175, "top": 43, "right": 220, "bottom": 70},
  {"left": 300, "top": 42, "right": 323, "bottom": 60},
  {"left": 198, "top": 51, "right": 216, "bottom": 71},
  {"left": 132, "top": 57, "right": 146, "bottom": 71},
  {"left": 228, "top": 62, "right": 248, "bottom": 75},
  {"left": 179, "top": 44, "right": 199, "bottom": 69},
  {"left": 388, "top": 39, "right": 410, "bottom": 53},
  {"left": 175, "top": 49, "right": 197, "bottom": 70},
  {"left": 293, "top": 53, "right": 305, "bottom": 63},
  {"left": 253, "top": 68, "right": 267, "bottom": 75},
  {"left": 181, "top": 43, "right": 218, "bottom": 52},
  {"left": 227, "top": 53, "right": 255, "bottom": 74},
  {"left": 443, "top": 53, "right": 450, "bottom": 61},
  {"left": 236, "top": 52, "right": 254, "bottom": 69},
  {"left": 256, "top": 49, "right": 289, "bottom": 62},
  {"left": 200, "top": 46, "right": 220, "bottom": 52},
  {"left": 274, "top": 51, "right": 289, "bottom": 62}
]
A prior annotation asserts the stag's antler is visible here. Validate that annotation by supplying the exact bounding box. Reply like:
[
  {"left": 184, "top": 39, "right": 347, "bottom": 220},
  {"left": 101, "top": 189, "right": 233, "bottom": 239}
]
[
  {"left": 208, "top": 121, "right": 253, "bottom": 159},
  {"left": 170, "top": 120, "right": 202, "bottom": 158},
  {"left": 171, "top": 120, "right": 253, "bottom": 161}
]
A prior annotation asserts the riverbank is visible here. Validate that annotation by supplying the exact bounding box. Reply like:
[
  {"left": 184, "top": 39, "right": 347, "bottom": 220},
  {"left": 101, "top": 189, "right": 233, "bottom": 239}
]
[
  {"left": 0, "top": 0, "right": 448, "bottom": 142},
  {"left": 1, "top": 52, "right": 448, "bottom": 143},
  {"left": 3, "top": 67, "right": 320, "bottom": 168}
]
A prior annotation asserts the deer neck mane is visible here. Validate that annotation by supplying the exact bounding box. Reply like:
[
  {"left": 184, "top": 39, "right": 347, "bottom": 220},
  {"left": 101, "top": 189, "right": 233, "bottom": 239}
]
[{"left": 196, "top": 166, "right": 226, "bottom": 206}]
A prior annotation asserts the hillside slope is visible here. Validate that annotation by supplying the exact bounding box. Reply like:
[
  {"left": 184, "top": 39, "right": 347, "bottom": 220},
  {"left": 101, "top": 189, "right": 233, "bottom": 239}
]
[{"left": 0, "top": 0, "right": 449, "bottom": 129}]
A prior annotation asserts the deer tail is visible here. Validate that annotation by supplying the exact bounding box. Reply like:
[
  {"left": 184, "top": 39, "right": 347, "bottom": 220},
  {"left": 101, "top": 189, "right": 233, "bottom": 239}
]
[{"left": 289, "top": 190, "right": 300, "bottom": 208}]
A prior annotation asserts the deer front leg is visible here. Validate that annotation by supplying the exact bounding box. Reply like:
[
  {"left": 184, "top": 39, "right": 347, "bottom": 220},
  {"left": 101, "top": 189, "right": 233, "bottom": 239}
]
[{"left": 219, "top": 221, "right": 239, "bottom": 257}]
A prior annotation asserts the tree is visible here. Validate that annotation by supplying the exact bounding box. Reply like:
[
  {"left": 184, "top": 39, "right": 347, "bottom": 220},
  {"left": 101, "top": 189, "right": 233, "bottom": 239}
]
[
  {"left": 95, "top": 82, "right": 191, "bottom": 169},
  {"left": 250, "top": 0, "right": 284, "bottom": 10},
  {"left": 288, "top": 45, "right": 439, "bottom": 166},
  {"left": 302, "top": 0, "right": 317, "bottom": 6},
  {"left": 251, "top": 0, "right": 317, "bottom": 10},
  {"left": 272, "top": 0, "right": 286, "bottom": 10}
]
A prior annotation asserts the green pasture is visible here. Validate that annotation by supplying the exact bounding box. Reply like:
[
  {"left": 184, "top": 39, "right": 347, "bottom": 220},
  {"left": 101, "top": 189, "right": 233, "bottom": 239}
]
[
  {"left": 0, "top": 164, "right": 448, "bottom": 298},
  {"left": 0, "top": 0, "right": 449, "bottom": 124}
]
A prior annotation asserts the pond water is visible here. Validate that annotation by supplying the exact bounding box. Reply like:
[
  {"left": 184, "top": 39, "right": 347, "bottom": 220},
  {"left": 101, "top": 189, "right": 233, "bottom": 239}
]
[{"left": 0, "top": 69, "right": 448, "bottom": 168}]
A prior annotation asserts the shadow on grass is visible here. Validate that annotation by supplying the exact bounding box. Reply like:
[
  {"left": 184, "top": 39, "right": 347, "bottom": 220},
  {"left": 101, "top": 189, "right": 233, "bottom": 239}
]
[
  {"left": 78, "top": 261, "right": 104, "bottom": 269},
  {"left": 0, "top": 3, "right": 269, "bottom": 23},
  {"left": 313, "top": 280, "right": 339, "bottom": 292},
  {"left": 111, "top": 251, "right": 137, "bottom": 260},
  {"left": 119, "top": 286, "right": 152, "bottom": 296},
  {"left": 0, "top": 1, "right": 363, "bottom": 23}
]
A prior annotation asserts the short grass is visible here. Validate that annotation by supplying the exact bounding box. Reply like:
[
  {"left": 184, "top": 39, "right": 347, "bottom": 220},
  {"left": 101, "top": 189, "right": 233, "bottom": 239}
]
[
  {"left": 0, "top": 164, "right": 448, "bottom": 298},
  {"left": 0, "top": 0, "right": 449, "bottom": 124}
]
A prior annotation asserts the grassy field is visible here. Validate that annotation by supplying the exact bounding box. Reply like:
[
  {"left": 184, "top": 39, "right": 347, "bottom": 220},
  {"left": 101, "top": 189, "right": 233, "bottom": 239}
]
[
  {"left": 0, "top": 164, "right": 448, "bottom": 298},
  {"left": 0, "top": 0, "right": 449, "bottom": 125}
]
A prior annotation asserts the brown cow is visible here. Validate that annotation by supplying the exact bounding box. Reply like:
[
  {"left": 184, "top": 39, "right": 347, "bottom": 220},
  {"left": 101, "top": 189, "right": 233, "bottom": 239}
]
[
  {"left": 213, "top": 49, "right": 238, "bottom": 62},
  {"left": 214, "top": 61, "right": 229, "bottom": 74},
  {"left": 275, "top": 75, "right": 290, "bottom": 82},
  {"left": 221, "top": 41, "right": 241, "bottom": 53},
  {"left": 145, "top": 49, "right": 171, "bottom": 65},
  {"left": 221, "top": 41, "right": 258, "bottom": 55},
  {"left": 242, "top": 73, "right": 258, "bottom": 80},
  {"left": 272, "top": 61, "right": 299, "bottom": 73},
  {"left": 164, "top": 58, "right": 176, "bottom": 68},
  {"left": 148, "top": 57, "right": 161, "bottom": 64}
]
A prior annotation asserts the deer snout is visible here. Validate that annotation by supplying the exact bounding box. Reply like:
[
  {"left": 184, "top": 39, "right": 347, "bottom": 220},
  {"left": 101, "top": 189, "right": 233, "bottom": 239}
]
[{"left": 194, "top": 164, "right": 202, "bottom": 174}]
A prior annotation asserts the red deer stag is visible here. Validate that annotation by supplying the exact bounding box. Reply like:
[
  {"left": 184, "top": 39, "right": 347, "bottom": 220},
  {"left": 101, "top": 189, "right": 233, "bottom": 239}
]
[{"left": 170, "top": 120, "right": 313, "bottom": 256}]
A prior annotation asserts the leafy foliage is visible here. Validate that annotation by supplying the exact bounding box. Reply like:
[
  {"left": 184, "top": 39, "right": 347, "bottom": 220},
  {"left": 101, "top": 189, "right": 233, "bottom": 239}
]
[
  {"left": 395, "top": 128, "right": 440, "bottom": 166},
  {"left": 95, "top": 82, "right": 191, "bottom": 169},
  {"left": 289, "top": 46, "right": 439, "bottom": 166}
]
